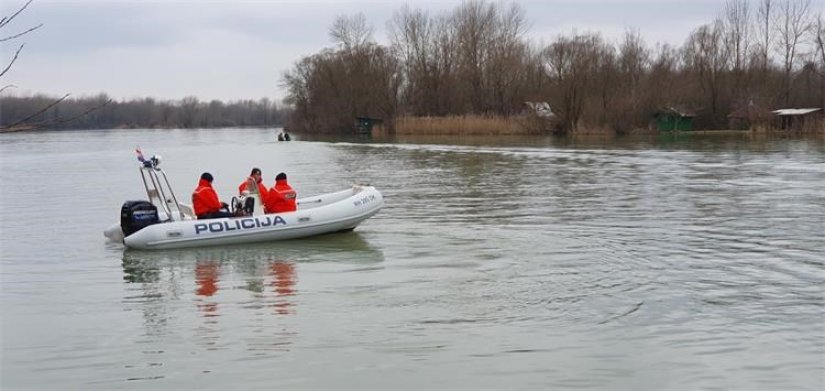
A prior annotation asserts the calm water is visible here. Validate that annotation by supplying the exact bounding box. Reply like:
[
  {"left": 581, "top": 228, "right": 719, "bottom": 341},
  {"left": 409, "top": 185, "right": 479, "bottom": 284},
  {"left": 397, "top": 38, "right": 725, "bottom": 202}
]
[{"left": 1, "top": 128, "right": 823, "bottom": 390}]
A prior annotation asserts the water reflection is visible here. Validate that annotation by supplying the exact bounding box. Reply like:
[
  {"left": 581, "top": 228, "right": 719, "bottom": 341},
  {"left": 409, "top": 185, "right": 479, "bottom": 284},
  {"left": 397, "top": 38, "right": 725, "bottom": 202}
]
[
  {"left": 120, "top": 232, "right": 384, "bottom": 348},
  {"left": 270, "top": 261, "right": 296, "bottom": 315},
  {"left": 195, "top": 261, "right": 220, "bottom": 316}
]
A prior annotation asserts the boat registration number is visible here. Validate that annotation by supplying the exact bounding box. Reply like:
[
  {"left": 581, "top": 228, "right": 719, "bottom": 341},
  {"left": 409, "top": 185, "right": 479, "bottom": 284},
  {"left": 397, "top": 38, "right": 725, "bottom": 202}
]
[{"left": 353, "top": 194, "right": 377, "bottom": 207}]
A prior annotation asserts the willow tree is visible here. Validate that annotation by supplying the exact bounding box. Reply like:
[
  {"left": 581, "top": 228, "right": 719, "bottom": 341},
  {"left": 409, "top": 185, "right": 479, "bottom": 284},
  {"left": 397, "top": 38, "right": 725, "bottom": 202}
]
[{"left": 282, "top": 14, "right": 400, "bottom": 133}]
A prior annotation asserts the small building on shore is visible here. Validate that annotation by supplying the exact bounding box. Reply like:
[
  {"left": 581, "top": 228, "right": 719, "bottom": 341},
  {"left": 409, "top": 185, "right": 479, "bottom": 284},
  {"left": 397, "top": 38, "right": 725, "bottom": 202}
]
[
  {"left": 523, "top": 102, "right": 555, "bottom": 118},
  {"left": 355, "top": 117, "right": 384, "bottom": 135},
  {"left": 652, "top": 107, "right": 695, "bottom": 131},
  {"left": 771, "top": 108, "right": 823, "bottom": 131}
]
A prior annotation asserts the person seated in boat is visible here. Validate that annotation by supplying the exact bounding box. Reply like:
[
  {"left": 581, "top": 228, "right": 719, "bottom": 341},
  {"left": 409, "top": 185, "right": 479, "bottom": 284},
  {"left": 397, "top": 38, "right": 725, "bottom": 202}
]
[
  {"left": 265, "top": 172, "right": 297, "bottom": 213},
  {"left": 192, "top": 172, "right": 233, "bottom": 219}
]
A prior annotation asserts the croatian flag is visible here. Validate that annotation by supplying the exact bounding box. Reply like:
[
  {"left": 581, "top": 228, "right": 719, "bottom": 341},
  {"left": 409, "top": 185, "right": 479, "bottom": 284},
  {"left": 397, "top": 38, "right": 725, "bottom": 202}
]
[{"left": 135, "top": 147, "right": 146, "bottom": 162}]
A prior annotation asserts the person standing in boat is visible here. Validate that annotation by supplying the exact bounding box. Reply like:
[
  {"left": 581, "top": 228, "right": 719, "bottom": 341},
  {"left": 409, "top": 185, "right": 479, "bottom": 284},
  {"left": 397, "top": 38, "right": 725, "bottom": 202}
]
[
  {"left": 237, "top": 167, "right": 269, "bottom": 215},
  {"left": 192, "top": 172, "right": 233, "bottom": 219},
  {"left": 265, "top": 172, "right": 297, "bottom": 213},
  {"left": 238, "top": 167, "right": 268, "bottom": 198}
]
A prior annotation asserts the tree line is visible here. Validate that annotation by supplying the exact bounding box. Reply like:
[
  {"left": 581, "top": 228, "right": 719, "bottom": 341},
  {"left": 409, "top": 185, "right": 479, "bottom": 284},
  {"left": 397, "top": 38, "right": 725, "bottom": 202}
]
[
  {"left": 1, "top": 0, "right": 289, "bottom": 132},
  {"left": 0, "top": 94, "right": 289, "bottom": 130},
  {"left": 282, "top": 0, "right": 825, "bottom": 134}
]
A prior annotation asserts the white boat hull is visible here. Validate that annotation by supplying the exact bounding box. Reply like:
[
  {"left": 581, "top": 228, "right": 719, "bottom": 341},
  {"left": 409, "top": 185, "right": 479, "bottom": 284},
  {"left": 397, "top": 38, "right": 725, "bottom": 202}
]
[{"left": 107, "top": 186, "right": 383, "bottom": 250}]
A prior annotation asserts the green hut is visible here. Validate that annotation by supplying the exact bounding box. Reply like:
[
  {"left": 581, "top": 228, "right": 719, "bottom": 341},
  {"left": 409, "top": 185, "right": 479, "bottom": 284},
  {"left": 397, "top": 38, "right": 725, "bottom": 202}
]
[{"left": 653, "top": 107, "right": 695, "bottom": 131}]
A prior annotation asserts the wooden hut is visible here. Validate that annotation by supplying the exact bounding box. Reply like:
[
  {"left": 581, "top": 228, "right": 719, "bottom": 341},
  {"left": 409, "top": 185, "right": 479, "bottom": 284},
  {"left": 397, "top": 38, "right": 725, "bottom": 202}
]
[{"left": 771, "top": 108, "right": 823, "bottom": 131}]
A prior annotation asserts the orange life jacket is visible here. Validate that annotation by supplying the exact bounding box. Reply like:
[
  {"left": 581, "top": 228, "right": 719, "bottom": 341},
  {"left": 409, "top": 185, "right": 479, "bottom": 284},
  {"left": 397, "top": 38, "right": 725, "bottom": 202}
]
[
  {"left": 265, "top": 179, "right": 297, "bottom": 213},
  {"left": 238, "top": 176, "right": 268, "bottom": 197},
  {"left": 238, "top": 176, "right": 269, "bottom": 209},
  {"left": 192, "top": 179, "right": 222, "bottom": 217}
]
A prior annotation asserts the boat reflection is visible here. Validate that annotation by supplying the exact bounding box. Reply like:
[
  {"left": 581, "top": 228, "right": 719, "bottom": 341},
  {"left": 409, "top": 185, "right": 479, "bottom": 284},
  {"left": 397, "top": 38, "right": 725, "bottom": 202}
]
[
  {"left": 270, "top": 261, "right": 296, "bottom": 315},
  {"left": 120, "top": 232, "right": 384, "bottom": 347},
  {"left": 195, "top": 261, "right": 220, "bottom": 316},
  {"left": 122, "top": 231, "right": 384, "bottom": 283}
]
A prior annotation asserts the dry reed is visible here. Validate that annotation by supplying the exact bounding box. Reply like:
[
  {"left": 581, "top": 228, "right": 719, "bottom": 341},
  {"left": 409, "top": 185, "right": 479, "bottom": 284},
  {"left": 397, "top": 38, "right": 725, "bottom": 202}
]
[{"left": 394, "top": 115, "right": 532, "bottom": 135}]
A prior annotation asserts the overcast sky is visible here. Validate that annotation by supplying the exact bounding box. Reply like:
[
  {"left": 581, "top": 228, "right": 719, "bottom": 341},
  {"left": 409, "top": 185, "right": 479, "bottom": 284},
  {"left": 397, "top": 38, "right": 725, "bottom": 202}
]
[{"left": 2, "top": 0, "right": 817, "bottom": 103}]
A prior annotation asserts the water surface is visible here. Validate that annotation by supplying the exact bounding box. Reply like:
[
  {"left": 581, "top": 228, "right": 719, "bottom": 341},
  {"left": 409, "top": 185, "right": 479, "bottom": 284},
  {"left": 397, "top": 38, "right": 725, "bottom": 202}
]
[{"left": 1, "top": 129, "right": 823, "bottom": 390}]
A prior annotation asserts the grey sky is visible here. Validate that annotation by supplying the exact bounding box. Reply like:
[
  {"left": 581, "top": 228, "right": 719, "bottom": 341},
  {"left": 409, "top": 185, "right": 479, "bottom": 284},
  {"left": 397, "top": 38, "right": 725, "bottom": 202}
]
[{"left": 1, "top": 0, "right": 806, "bottom": 102}]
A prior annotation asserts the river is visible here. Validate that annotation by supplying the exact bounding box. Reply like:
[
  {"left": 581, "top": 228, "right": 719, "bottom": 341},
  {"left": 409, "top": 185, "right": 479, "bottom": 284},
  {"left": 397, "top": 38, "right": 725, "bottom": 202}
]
[{"left": 1, "top": 128, "right": 823, "bottom": 390}]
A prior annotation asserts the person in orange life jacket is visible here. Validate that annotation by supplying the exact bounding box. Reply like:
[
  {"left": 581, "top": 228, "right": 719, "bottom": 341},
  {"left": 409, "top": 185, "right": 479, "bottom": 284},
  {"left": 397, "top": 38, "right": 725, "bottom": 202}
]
[
  {"left": 265, "top": 172, "right": 297, "bottom": 213},
  {"left": 238, "top": 167, "right": 268, "bottom": 198},
  {"left": 238, "top": 167, "right": 269, "bottom": 214},
  {"left": 192, "top": 172, "right": 233, "bottom": 219}
]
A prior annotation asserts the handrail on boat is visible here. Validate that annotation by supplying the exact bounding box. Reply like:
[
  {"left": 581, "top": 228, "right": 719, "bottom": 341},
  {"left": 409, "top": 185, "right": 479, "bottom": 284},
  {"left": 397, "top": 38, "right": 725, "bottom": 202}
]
[{"left": 138, "top": 158, "right": 185, "bottom": 221}]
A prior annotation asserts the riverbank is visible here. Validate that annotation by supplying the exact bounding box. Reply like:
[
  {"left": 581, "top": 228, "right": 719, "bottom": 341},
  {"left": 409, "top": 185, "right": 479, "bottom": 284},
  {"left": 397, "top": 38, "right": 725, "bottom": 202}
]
[
  {"left": 393, "top": 115, "right": 533, "bottom": 135},
  {"left": 386, "top": 115, "right": 825, "bottom": 137}
]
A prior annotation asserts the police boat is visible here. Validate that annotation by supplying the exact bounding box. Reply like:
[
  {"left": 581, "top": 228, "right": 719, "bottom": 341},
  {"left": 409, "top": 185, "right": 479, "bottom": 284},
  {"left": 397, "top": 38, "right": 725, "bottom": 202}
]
[{"left": 103, "top": 152, "right": 383, "bottom": 250}]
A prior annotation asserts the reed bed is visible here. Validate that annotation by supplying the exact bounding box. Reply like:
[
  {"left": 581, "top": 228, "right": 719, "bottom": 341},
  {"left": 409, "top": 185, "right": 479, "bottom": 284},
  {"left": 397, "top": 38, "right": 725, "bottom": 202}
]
[
  {"left": 390, "top": 115, "right": 823, "bottom": 137},
  {"left": 394, "top": 115, "right": 531, "bottom": 135}
]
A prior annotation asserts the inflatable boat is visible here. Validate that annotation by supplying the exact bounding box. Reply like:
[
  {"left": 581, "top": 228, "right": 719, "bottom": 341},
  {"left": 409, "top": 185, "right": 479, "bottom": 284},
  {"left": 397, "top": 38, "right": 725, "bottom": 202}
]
[{"left": 104, "top": 153, "right": 383, "bottom": 250}]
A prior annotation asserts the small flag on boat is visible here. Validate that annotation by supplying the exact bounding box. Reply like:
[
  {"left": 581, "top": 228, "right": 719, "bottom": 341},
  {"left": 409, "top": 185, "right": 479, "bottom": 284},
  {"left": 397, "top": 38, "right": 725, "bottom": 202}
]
[{"left": 136, "top": 147, "right": 145, "bottom": 162}]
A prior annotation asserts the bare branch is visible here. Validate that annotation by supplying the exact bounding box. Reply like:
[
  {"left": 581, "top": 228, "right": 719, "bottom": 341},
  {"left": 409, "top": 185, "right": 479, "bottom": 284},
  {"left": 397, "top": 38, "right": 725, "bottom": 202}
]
[
  {"left": 0, "top": 93, "right": 69, "bottom": 130},
  {"left": 0, "top": 0, "right": 35, "bottom": 29},
  {"left": 0, "top": 84, "right": 16, "bottom": 94},
  {"left": 0, "top": 23, "right": 43, "bottom": 42},
  {"left": 28, "top": 98, "right": 114, "bottom": 131},
  {"left": 0, "top": 44, "right": 24, "bottom": 78}
]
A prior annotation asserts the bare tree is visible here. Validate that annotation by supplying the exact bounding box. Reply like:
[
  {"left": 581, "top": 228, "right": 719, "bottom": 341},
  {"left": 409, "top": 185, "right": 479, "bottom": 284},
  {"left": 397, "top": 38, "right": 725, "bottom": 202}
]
[
  {"left": 543, "top": 33, "right": 606, "bottom": 133},
  {"left": 774, "top": 0, "right": 814, "bottom": 105},
  {"left": 389, "top": 5, "right": 437, "bottom": 115},
  {"left": 284, "top": 14, "right": 401, "bottom": 133},
  {"left": 617, "top": 29, "right": 649, "bottom": 128},
  {"left": 485, "top": 2, "right": 530, "bottom": 115},
  {"left": 684, "top": 20, "right": 730, "bottom": 126},
  {"left": 722, "top": 0, "right": 751, "bottom": 97},
  {"left": 0, "top": 0, "right": 42, "bottom": 83},
  {"left": 329, "top": 13, "right": 373, "bottom": 52},
  {"left": 812, "top": 12, "right": 825, "bottom": 108},
  {"left": 432, "top": 15, "right": 459, "bottom": 115},
  {"left": 813, "top": 12, "right": 825, "bottom": 77},
  {"left": 453, "top": 0, "right": 497, "bottom": 113},
  {"left": 0, "top": 0, "right": 43, "bottom": 130},
  {"left": 645, "top": 43, "right": 682, "bottom": 112},
  {"left": 756, "top": 0, "right": 774, "bottom": 71},
  {"left": 0, "top": 0, "right": 115, "bottom": 131},
  {"left": 724, "top": 0, "right": 751, "bottom": 72}
]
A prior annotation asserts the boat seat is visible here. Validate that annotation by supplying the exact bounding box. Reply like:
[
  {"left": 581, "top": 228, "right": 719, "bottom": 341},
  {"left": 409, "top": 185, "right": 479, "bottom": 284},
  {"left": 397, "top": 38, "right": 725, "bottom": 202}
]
[{"left": 178, "top": 203, "right": 196, "bottom": 218}]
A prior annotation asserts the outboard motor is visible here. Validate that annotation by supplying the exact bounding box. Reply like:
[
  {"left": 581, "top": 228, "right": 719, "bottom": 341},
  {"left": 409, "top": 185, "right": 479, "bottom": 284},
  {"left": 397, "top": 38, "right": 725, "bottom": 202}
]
[{"left": 120, "top": 200, "right": 160, "bottom": 237}]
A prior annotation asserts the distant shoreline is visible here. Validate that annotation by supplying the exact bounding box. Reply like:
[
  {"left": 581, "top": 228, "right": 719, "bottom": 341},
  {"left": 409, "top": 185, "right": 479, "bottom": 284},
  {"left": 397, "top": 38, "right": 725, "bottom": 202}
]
[
  {"left": 3, "top": 118, "right": 823, "bottom": 138},
  {"left": 0, "top": 125, "right": 284, "bottom": 133},
  {"left": 382, "top": 115, "right": 824, "bottom": 137}
]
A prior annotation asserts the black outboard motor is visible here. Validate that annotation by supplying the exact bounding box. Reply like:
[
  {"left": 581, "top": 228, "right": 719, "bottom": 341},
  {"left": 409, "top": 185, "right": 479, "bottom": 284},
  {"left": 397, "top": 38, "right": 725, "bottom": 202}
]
[{"left": 120, "top": 200, "right": 160, "bottom": 237}]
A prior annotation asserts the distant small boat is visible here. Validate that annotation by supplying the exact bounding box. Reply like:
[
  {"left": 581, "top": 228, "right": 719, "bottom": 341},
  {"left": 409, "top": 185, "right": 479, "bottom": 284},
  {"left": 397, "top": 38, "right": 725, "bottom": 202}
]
[{"left": 104, "top": 152, "right": 383, "bottom": 250}]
